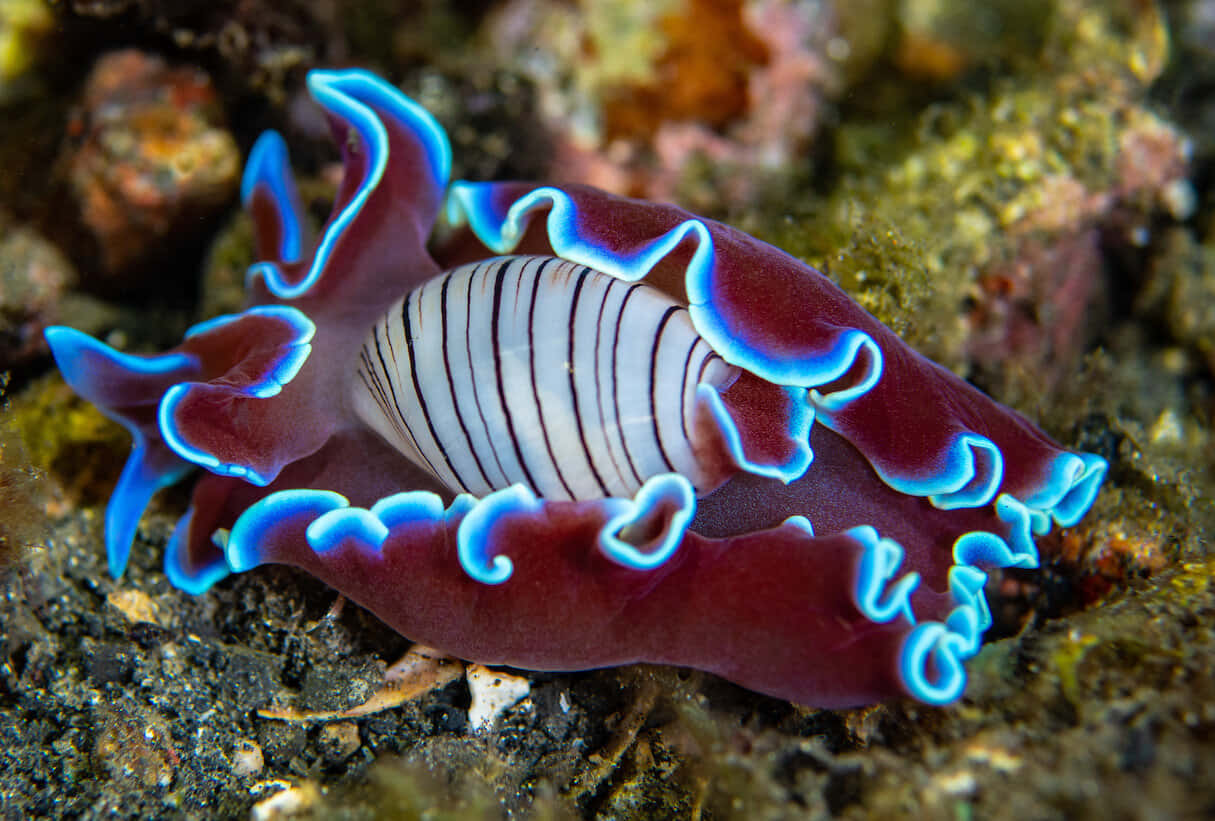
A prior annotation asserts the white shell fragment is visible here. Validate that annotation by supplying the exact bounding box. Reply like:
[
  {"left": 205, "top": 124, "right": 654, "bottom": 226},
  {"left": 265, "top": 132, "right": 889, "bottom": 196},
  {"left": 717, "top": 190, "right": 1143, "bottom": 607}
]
[{"left": 466, "top": 664, "right": 531, "bottom": 732}]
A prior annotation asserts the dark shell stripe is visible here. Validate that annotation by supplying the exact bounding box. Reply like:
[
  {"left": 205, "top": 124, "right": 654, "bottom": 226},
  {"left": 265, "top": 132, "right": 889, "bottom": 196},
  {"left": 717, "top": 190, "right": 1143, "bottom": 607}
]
[
  {"left": 463, "top": 263, "right": 511, "bottom": 488},
  {"left": 566, "top": 267, "right": 612, "bottom": 496},
  {"left": 353, "top": 255, "right": 734, "bottom": 501},
  {"left": 439, "top": 273, "right": 494, "bottom": 492}
]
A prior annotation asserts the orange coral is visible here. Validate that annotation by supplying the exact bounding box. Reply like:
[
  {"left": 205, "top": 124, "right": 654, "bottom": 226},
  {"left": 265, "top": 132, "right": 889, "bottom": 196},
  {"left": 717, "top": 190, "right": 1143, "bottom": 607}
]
[{"left": 602, "top": 0, "right": 768, "bottom": 140}]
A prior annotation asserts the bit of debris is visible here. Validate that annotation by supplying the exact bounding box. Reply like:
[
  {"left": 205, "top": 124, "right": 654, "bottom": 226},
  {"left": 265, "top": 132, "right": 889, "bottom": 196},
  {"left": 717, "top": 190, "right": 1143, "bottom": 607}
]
[
  {"left": 106, "top": 588, "right": 162, "bottom": 627},
  {"left": 466, "top": 664, "right": 531, "bottom": 732},
  {"left": 257, "top": 645, "right": 462, "bottom": 722}
]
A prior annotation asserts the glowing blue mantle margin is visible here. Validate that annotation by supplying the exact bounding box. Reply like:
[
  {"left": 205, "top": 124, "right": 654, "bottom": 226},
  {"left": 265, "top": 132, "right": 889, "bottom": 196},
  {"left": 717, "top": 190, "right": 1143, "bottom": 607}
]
[
  {"left": 224, "top": 474, "right": 702, "bottom": 588},
  {"left": 851, "top": 489, "right": 1085, "bottom": 705},
  {"left": 160, "top": 305, "right": 316, "bottom": 486},
  {"left": 246, "top": 69, "right": 453, "bottom": 301},
  {"left": 44, "top": 303, "right": 316, "bottom": 584},
  {"left": 696, "top": 383, "right": 814, "bottom": 485},
  {"left": 241, "top": 129, "right": 305, "bottom": 264},
  {"left": 43, "top": 326, "right": 200, "bottom": 579}
]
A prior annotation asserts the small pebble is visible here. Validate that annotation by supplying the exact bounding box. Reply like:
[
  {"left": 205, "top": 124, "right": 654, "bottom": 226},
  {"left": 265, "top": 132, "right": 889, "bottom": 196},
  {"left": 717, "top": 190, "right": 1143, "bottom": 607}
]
[
  {"left": 231, "top": 739, "right": 265, "bottom": 778},
  {"left": 106, "top": 589, "right": 162, "bottom": 627}
]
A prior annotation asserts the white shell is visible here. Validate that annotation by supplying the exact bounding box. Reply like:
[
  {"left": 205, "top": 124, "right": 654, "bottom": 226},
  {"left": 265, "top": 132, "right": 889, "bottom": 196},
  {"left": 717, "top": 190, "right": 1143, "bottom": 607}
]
[{"left": 353, "top": 255, "right": 735, "bottom": 501}]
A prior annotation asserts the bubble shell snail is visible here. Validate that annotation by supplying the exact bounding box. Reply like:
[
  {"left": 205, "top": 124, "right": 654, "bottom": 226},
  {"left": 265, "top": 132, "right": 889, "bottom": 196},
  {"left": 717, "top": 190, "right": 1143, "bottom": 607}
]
[{"left": 45, "top": 69, "right": 1106, "bottom": 707}]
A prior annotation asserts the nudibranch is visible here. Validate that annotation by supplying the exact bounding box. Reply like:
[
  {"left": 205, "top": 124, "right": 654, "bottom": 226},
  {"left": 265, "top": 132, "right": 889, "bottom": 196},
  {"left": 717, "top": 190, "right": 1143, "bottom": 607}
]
[{"left": 45, "top": 69, "right": 1107, "bottom": 708}]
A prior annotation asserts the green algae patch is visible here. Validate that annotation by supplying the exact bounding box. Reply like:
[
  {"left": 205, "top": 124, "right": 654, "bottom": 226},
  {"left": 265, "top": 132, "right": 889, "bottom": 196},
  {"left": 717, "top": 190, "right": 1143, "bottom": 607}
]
[
  {"left": 0, "top": 375, "right": 48, "bottom": 563},
  {"left": 7, "top": 371, "right": 127, "bottom": 504}
]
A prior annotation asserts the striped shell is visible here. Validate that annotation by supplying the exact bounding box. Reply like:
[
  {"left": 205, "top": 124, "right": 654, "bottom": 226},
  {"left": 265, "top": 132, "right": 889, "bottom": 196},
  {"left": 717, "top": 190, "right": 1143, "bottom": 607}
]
[{"left": 352, "top": 255, "right": 738, "bottom": 501}]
